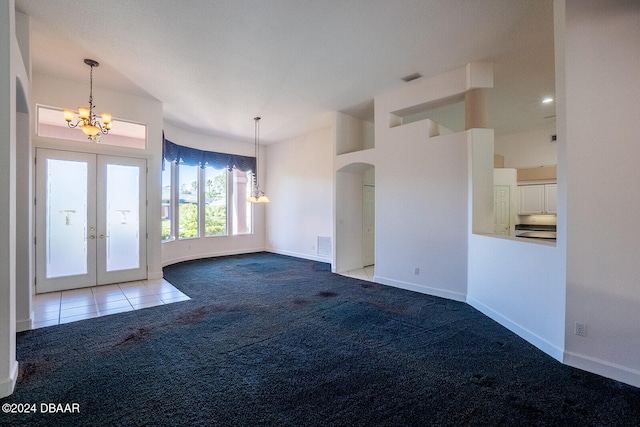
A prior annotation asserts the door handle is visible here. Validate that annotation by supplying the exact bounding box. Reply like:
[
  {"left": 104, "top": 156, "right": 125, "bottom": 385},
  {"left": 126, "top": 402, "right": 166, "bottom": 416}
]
[
  {"left": 99, "top": 234, "right": 109, "bottom": 239},
  {"left": 88, "top": 235, "right": 95, "bottom": 240}
]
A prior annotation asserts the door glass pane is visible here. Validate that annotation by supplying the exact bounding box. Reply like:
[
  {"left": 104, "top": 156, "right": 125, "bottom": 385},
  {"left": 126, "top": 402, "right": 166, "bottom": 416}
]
[
  {"left": 178, "top": 163, "right": 199, "bottom": 239},
  {"left": 204, "top": 167, "right": 227, "bottom": 236},
  {"left": 106, "top": 164, "right": 140, "bottom": 271},
  {"left": 46, "top": 159, "right": 88, "bottom": 278}
]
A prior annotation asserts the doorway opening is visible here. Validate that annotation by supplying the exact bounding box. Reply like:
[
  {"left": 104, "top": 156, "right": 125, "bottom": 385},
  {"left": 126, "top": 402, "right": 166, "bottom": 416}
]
[{"left": 335, "top": 163, "right": 375, "bottom": 280}]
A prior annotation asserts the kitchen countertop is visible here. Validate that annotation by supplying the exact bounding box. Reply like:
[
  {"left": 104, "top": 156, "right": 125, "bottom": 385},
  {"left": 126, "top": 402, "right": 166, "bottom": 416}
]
[
  {"left": 515, "top": 224, "right": 557, "bottom": 231},
  {"left": 516, "top": 231, "right": 556, "bottom": 240}
]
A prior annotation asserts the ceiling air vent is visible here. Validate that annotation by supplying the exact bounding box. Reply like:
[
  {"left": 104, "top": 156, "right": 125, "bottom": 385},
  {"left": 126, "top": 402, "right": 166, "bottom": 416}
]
[{"left": 401, "top": 72, "right": 422, "bottom": 83}]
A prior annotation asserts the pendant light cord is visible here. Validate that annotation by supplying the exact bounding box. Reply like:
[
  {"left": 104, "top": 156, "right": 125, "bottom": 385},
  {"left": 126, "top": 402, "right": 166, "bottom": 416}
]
[{"left": 254, "top": 117, "right": 260, "bottom": 193}]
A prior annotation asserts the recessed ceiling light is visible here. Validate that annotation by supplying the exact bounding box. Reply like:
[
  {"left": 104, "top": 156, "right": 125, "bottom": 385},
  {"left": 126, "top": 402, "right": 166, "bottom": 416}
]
[{"left": 542, "top": 97, "right": 554, "bottom": 104}]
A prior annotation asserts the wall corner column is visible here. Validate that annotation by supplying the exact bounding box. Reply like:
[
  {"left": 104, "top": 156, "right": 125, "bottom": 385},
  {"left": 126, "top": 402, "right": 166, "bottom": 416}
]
[
  {"left": 465, "top": 88, "right": 488, "bottom": 130},
  {"left": 0, "top": 0, "right": 19, "bottom": 399}
]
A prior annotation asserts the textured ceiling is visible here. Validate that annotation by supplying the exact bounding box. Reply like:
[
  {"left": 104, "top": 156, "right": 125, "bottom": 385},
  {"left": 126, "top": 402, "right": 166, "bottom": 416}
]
[{"left": 15, "top": 0, "right": 555, "bottom": 143}]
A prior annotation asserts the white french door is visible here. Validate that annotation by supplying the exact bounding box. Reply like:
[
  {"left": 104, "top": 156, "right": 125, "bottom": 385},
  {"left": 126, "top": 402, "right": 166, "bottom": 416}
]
[{"left": 36, "top": 149, "right": 147, "bottom": 293}]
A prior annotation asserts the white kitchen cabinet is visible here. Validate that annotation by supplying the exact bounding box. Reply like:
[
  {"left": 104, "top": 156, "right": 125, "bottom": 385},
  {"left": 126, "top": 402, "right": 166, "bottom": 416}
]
[
  {"left": 544, "top": 184, "right": 557, "bottom": 214},
  {"left": 519, "top": 184, "right": 556, "bottom": 215}
]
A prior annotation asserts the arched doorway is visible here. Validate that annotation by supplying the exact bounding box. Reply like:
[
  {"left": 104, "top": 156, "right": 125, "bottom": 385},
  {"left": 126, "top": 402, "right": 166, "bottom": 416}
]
[{"left": 335, "top": 163, "right": 375, "bottom": 277}]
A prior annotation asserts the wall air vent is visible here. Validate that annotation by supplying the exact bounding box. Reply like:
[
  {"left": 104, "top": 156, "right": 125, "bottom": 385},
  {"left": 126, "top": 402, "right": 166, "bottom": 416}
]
[
  {"left": 317, "top": 236, "right": 332, "bottom": 257},
  {"left": 401, "top": 73, "right": 423, "bottom": 83}
]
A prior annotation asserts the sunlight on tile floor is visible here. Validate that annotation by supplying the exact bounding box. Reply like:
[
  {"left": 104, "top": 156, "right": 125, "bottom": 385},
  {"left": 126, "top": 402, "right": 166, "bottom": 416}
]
[
  {"left": 340, "top": 265, "right": 375, "bottom": 282},
  {"left": 32, "top": 279, "right": 190, "bottom": 329}
]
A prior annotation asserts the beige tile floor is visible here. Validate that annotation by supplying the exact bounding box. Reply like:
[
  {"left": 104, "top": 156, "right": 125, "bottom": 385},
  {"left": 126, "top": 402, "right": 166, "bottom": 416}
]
[
  {"left": 32, "top": 279, "right": 190, "bottom": 329},
  {"left": 340, "top": 265, "right": 375, "bottom": 282}
]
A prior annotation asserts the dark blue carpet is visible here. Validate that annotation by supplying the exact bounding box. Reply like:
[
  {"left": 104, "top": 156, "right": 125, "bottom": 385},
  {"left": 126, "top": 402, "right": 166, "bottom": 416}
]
[{"left": 1, "top": 252, "right": 639, "bottom": 426}]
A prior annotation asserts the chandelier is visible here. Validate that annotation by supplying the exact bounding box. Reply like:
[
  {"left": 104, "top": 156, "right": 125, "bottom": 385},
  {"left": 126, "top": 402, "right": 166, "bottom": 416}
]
[
  {"left": 246, "top": 117, "right": 270, "bottom": 203},
  {"left": 63, "top": 59, "right": 112, "bottom": 142}
]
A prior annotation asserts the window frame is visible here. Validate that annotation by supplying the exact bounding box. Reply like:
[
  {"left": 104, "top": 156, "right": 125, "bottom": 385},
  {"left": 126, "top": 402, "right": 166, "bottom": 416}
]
[
  {"left": 162, "top": 160, "right": 253, "bottom": 243},
  {"left": 202, "top": 165, "right": 229, "bottom": 238},
  {"left": 161, "top": 161, "right": 175, "bottom": 243},
  {"left": 177, "top": 162, "right": 201, "bottom": 240}
]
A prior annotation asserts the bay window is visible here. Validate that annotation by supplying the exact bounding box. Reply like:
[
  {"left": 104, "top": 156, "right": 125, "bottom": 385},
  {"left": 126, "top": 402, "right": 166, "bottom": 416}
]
[
  {"left": 162, "top": 136, "right": 256, "bottom": 242},
  {"left": 178, "top": 163, "right": 200, "bottom": 239},
  {"left": 204, "top": 166, "right": 227, "bottom": 237}
]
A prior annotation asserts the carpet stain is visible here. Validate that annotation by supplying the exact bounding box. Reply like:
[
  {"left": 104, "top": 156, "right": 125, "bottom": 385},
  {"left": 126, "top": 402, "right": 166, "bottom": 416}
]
[
  {"left": 176, "top": 306, "right": 213, "bottom": 323},
  {"left": 292, "top": 298, "right": 308, "bottom": 305},
  {"left": 510, "top": 402, "right": 545, "bottom": 416},
  {"left": 318, "top": 291, "right": 338, "bottom": 298},
  {"left": 470, "top": 373, "right": 496, "bottom": 388},
  {"left": 381, "top": 303, "right": 408, "bottom": 314},
  {"left": 18, "top": 358, "right": 53, "bottom": 383},
  {"left": 116, "top": 327, "right": 153, "bottom": 346},
  {"left": 360, "top": 282, "right": 387, "bottom": 291},
  {"left": 564, "top": 398, "right": 577, "bottom": 407},
  {"left": 176, "top": 303, "right": 253, "bottom": 324}
]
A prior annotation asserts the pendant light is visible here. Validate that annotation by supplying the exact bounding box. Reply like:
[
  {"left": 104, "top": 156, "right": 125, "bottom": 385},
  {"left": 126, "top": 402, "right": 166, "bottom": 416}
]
[
  {"left": 247, "top": 117, "right": 270, "bottom": 203},
  {"left": 63, "top": 59, "right": 112, "bottom": 142}
]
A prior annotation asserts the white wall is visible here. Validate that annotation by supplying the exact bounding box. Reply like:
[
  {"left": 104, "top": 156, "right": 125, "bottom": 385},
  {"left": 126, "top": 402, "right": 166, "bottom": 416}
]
[
  {"left": 374, "top": 125, "right": 470, "bottom": 301},
  {"left": 161, "top": 122, "right": 266, "bottom": 265},
  {"left": 467, "top": 236, "right": 566, "bottom": 360},
  {"left": 265, "top": 126, "right": 333, "bottom": 262},
  {"left": 336, "top": 112, "right": 374, "bottom": 154},
  {"left": 494, "top": 124, "right": 557, "bottom": 169},
  {"left": 370, "top": 63, "right": 493, "bottom": 302},
  {"left": 562, "top": 0, "right": 640, "bottom": 387}
]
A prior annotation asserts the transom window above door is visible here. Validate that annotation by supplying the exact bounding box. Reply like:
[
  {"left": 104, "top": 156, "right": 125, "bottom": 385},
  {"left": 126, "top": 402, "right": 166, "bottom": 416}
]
[{"left": 37, "top": 105, "right": 147, "bottom": 149}]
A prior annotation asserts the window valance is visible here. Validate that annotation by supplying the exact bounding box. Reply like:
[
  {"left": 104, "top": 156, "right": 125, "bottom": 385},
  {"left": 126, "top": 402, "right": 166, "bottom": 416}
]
[{"left": 163, "top": 134, "right": 256, "bottom": 172}]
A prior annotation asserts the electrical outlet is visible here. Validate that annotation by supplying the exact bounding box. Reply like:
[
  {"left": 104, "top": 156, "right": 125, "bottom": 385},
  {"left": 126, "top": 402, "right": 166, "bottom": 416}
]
[
  {"left": 414, "top": 267, "right": 420, "bottom": 275},
  {"left": 574, "top": 322, "right": 586, "bottom": 337}
]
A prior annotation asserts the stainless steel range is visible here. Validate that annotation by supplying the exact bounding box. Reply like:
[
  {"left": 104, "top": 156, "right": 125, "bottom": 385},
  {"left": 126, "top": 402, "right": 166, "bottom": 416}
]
[{"left": 515, "top": 224, "right": 557, "bottom": 241}]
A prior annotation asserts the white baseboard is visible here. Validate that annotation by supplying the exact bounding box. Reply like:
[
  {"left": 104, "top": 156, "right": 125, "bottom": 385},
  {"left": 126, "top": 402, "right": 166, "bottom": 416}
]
[
  {"left": 564, "top": 350, "right": 640, "bottom": 388},
  {"left": 16, "top": 313, "right": 33, "bottom": 333},
  {"left": 374, "top": 275, "right": 467, "bottom": 303},
  {"left": 0, "top": 360, "right": 18, "bottom": 398},
  {"left": 162, "top": 248, "right": 330, "bottom": 270},
  {"left": 147, "top": 270, "right": 164, "bottom": 280},
  {"left": 266, "top": 248, "right": 331, "bottom": 264},
  {"left": 161, "top": 248, "right": 266, "bottom": 267},
  {"left": 467, "top": 296, "right": 564, "bottom": 362}
]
